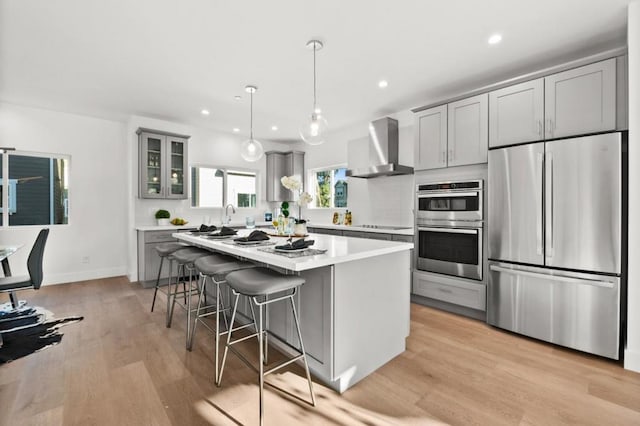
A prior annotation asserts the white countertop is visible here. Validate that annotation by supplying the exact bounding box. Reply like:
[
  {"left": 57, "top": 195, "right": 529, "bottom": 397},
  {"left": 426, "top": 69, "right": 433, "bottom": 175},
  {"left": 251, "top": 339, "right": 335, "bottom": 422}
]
[
  {"left": 306, "top": 223, "right": 414, "bottom": 236},
  {"left": 173, "top": 230, "right": 413, "bottom": 272},
  {"left": 136, "top": 221, "right": 272, "bottom": 231}
]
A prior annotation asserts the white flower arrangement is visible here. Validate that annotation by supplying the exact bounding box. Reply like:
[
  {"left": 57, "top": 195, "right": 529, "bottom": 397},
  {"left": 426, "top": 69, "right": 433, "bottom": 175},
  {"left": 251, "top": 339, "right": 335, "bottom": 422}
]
[{"left": 281, "top": 175, "right": 313, "bottom": 222}]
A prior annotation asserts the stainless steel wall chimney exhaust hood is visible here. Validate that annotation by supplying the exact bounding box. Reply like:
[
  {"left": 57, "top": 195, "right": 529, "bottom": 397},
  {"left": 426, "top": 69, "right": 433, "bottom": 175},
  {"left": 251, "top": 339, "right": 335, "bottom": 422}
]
[{"left": 346, "top": 117, "right": 413, "bottom": 178}]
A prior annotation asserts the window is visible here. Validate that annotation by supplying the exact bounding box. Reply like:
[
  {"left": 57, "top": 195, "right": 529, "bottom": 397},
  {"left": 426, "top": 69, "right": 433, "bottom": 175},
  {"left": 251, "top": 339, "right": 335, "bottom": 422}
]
[
  {"left": 191, "top": 166, "right": 257, "bottom": 208},
  {"left": 308, "top": 166, "right": 348, "bottom": 208},
  {"left": 0, "top": 150, "right": 70, "bottom": 227}
]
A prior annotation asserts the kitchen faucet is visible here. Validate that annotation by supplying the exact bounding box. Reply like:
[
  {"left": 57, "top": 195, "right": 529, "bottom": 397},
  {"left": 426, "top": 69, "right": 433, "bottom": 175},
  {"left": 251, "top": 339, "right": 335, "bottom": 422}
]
[{"left": 222, "top": 203, "right": 236, "bottom": 225}]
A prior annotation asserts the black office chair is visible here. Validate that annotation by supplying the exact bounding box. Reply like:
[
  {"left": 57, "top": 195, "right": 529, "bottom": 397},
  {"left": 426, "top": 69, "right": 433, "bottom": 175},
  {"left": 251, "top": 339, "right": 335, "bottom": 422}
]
[{"left": 0, "top": 228, "right": 49, "bottom": 308}]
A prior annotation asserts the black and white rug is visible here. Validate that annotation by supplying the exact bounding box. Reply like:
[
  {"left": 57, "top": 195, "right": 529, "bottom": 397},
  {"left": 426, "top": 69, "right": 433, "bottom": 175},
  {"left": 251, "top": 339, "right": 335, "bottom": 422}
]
[{"left": 0, "top": 304, "right": 83, "bottom": 364}]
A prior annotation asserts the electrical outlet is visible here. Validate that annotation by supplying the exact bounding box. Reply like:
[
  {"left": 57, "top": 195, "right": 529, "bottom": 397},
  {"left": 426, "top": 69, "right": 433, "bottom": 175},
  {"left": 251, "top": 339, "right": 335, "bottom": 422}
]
[{"left": 81, "top": 256, "right": 90, "bottom": 264}]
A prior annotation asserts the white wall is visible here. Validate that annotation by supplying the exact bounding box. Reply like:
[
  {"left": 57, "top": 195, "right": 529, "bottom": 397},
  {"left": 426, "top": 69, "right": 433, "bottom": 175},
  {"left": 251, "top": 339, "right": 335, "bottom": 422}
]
[
  {"left": 0, "top": 102, "right": 129, "bottom": 284},
  {"left": 294, "top": 110, "right": 416, "bottom": 227},
  {"left": 125, "top": 115, "right": 291, "bottom": 281},
  {"left": 625, "top": 1, "right": 640, "bottom": 373}
]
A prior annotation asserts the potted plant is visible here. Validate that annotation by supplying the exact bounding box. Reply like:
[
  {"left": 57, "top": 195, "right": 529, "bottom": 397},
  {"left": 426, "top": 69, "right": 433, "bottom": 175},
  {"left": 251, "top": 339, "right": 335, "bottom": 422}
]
[
  {"left": 281, "top": 176, "right": 313, "bottom": 236},
  {"left": 155, "top": 209, "right": 171, "bottom": 226}
]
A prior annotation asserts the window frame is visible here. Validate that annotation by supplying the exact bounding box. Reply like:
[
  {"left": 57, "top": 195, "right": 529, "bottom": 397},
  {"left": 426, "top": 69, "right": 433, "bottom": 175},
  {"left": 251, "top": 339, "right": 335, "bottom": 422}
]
[
  {"left": 0, "top": 149, "right": 71, "bottom": 228},
  {"left": 306, "top": 164, "right": 348, "bottom": 209},
  {"left": 189, "top": 164, "right": 259, "bottom": 209}
]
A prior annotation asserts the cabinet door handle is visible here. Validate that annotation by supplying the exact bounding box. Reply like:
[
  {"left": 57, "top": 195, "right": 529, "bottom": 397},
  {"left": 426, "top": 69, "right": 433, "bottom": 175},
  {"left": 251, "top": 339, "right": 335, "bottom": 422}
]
[
  {"left": 537, "top": 120, "right": 542, "bottom": 138},
  {"left": 449, "top": 149, "right": 453, "bottom": 163},
  {"left": 546, "top": 118, "right": 554, "bottom": 138},
  {"left": 441, "top": 151, "right": 446, "bottom": 164}
]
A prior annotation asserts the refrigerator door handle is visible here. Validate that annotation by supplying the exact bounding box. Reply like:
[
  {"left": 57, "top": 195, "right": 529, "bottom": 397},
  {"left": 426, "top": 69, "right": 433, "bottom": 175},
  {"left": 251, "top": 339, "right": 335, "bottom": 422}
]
[
  {"left": 545, "top": 152, "right": 554, "bottom": 258},
  {"left": 489, "top": 265, "right": 615, "bottom": 288},
  {"left": 536, "top": 153, "right": 543, "bottom": 255}
]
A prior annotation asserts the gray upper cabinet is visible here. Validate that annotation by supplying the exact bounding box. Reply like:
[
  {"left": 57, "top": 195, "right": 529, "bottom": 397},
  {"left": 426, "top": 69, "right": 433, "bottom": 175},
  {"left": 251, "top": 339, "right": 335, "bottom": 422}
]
[
  {"left": 266, "top": 151, "right": 305, "bottom": 202},
  {"left": 414, "top": 94, "right": 488, "bottom": 171},
  {"left": 414, "top": 105, "right": 447, "bottom": 170},
  {"left": 544, "top": 58, "right": 616, "bottom": 139},
  {"left": 489, "top": 78, "right": 544, "bottom": 148},
  {"left": 447, "top": 93, "right": 488, "bottom": 167},
  {"left": 138, "top": 128, "right": 189, "bottom": 199}
]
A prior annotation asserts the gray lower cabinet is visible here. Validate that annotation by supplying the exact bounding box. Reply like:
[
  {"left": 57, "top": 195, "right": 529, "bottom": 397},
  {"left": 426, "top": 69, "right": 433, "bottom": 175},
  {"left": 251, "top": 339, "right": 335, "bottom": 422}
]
[
  {"left": 137, "top": 228, "right": 195, "bottom": 287},
  {"left": 307, "top": 227, "right": 343, "bottom": 236},
  {"left": 266, "top": 266, "right": 332, "bottom": 369}
]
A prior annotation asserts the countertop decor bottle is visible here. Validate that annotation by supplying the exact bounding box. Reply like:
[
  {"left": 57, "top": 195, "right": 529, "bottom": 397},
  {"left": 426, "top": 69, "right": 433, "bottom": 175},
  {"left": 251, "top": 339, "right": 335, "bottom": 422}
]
[
  {"left": 344, "top": 210, "right": 352, "bottom": 226},
  {"left": 332, "top": 212, "right": 339, "bottom": 225},
  {"left": 277, "top": 211, "right": 285, "bottom": 235}
]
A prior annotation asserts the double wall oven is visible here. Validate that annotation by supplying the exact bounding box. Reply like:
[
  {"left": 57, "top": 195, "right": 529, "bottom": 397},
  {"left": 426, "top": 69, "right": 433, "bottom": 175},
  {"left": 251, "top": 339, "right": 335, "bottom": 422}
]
[{"left": 415, "top": 180, "right": 484, "bottom": 281}]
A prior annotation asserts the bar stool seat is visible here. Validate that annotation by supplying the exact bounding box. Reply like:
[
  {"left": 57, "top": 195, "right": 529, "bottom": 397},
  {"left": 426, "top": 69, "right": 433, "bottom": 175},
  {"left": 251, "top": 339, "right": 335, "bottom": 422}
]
[
  {"left": 150, "top": 242, "right": 189, "bottom": 313},
  {"left": 225, "top": 267, "right": 305, "bottom": 296},
  {"left": 218, "top": 267, "right": 315, "bottom": 426},
  {"left": 189, "top": 254, "right": 257, "bottom": 380}
]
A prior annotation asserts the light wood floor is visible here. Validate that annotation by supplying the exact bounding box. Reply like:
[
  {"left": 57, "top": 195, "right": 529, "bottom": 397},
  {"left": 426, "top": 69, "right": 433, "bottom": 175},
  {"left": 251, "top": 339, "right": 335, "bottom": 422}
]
[{"left": 1, "top": 276, "right": 639, "bottom": 425}]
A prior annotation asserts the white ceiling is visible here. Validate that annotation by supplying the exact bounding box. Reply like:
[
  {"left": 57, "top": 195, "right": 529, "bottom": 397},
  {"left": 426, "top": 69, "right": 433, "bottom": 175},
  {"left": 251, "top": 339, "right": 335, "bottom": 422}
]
[{"left": 0, "top": 0, "right": 631, "bottom": 142}]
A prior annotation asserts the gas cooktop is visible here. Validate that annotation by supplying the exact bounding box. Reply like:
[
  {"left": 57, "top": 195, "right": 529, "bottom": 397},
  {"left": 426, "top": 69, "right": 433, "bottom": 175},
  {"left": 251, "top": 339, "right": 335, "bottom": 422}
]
[{"left": 360, "top": 224, "right": 410, "bottom": 230}]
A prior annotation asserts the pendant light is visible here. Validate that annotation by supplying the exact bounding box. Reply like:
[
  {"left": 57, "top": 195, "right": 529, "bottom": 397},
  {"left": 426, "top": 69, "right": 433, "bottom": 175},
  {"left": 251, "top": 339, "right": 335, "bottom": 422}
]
[
  {"left": 299, "top": 40, "right": 328, "bottom": 145},
  {"left": 240, "top": 85, "right": 264, "bottom": 162}
]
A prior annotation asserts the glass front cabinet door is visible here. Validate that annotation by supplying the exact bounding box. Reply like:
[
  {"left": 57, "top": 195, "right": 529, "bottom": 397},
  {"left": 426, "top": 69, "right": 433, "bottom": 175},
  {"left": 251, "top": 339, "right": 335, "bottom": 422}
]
[{"left": 138, "top": 129, "right": 189, "bottom": 199}]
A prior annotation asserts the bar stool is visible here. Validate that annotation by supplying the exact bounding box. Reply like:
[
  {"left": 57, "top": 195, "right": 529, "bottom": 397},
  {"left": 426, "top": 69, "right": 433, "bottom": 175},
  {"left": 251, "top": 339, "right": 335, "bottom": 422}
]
[
  {"left": 189, "top": 254, "right": 257, "bottom": 381},
  {"left": 166, "top": 246, "right": 210, "bottom": 345},
  {"left": 150, "top": 242, "right": 188, "bottom": 313},
  {"left": 218, "top": 267, "right": 316, "bottom": 425}
]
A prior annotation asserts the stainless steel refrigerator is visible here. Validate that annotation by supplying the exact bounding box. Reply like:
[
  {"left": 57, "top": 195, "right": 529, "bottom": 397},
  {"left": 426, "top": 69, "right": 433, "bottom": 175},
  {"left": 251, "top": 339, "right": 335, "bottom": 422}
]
[{"left": 488, "top": 132, "right": 623, "bottom": 359}]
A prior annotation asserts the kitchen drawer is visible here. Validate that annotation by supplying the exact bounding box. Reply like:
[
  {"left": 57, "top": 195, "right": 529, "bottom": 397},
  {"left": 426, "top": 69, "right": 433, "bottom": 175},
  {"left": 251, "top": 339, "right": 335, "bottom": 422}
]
[{"left": 413, "top": 272, "right": 486, "bottom": 310}]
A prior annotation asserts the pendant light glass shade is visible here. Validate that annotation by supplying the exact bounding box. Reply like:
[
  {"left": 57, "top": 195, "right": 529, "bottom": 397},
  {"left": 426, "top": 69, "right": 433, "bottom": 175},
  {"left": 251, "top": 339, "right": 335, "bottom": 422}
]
[
  {"left": 240, "top": 85, "right": 264, "bottom": 162},
  {"left": 300, "top": 40, "right": 328, "bottom": 145},
  {"left": 299, "top": 112, "right": 328, "bottom": 145},
  {"left": 240, "top": 138, "right": 264, "bottom": 162}
]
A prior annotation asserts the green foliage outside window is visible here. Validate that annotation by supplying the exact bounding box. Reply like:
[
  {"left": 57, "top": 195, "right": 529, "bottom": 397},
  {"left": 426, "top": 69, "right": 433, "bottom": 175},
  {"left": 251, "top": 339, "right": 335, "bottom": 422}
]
[{"left": 315, "top": 171, "right": 331, "bottom": 207}]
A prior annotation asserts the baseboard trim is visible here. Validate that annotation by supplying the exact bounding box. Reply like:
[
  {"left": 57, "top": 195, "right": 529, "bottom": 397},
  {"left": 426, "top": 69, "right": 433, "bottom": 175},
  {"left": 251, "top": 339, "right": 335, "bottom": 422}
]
[
  {"left": 43, "top": 267, "right": 128, "bottom": 286},
  {"left": 624, "top": 348, "right": 640, "bottom": 372}
]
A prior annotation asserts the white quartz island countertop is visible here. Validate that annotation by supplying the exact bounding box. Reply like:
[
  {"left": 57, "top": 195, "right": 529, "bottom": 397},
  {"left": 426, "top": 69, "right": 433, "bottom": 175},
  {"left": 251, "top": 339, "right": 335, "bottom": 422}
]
[
  {"left": 172, "top": 229, "right": 413, "bottom": 393},
  {"left": 173, "top": 230, "right": 413, "bottom": 272}
]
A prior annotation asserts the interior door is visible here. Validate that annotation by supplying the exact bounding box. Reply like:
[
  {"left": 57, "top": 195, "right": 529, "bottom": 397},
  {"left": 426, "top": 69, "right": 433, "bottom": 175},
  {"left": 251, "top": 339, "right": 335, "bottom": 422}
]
[
  {"left": 545, "top": 133, "right": 621, "bottom": 274},
  {"left": 488, "top": 142, "right": 544, "bottom": 265}
]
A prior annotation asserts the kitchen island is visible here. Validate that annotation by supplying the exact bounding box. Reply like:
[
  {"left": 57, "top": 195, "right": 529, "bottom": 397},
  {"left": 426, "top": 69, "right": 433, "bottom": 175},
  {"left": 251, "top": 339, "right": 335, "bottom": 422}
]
[{"left": 174, "top": 231, "right": 413, "bottom": 393}]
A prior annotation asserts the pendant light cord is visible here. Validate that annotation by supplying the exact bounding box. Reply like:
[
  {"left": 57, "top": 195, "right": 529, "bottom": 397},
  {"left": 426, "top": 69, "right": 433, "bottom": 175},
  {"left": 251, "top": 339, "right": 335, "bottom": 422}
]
[
  {"left": 250, "top": 90, "right": 254, "bottom": 140},
  {"left": 313, "top": 42, "right": 317, "bottom": 110}
]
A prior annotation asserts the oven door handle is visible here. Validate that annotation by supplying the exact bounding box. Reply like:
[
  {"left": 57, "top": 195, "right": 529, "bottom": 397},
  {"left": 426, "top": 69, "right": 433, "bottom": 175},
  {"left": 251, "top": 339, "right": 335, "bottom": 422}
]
[
  {"left": 418, "top": 226, "right": 479, "bottom": 234},
  {"left": 417, "top": 191, "right": 479, "bottom": 198}
]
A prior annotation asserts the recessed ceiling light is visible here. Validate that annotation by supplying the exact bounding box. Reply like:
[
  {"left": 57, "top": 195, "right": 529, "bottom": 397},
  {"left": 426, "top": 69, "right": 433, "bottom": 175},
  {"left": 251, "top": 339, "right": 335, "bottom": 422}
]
[
  {"left": 378, "top": 80, "right": 388, "bottom": 88},
  {"left": 488, "top": 33, "right": 502, "bottom": 45},
  {"left": 201, "top": 109, "right": 210, "bottom": 116},
  {"left": 234, "top": 96, "right": 242, "bottom": 101},
  {"left": 233, "top": 128, "right": 240, "bottom": 133},
  {"left": 271, "top": 125, "right": 278, "bottom": 131}
]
